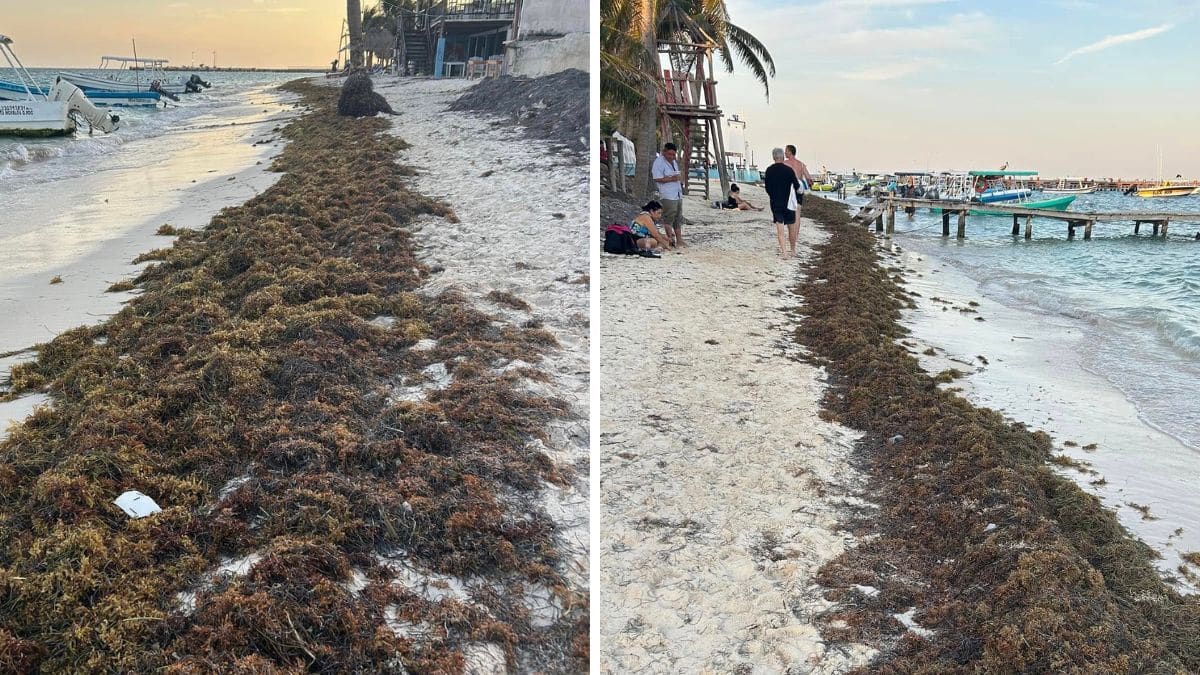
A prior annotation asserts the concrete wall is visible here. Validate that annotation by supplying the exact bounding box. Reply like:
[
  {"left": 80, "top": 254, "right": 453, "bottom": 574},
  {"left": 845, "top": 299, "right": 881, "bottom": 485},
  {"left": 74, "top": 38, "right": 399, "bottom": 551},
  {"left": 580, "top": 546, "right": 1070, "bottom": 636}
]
[
  {"left": 517, "top": 0, "right": 588, "bottom": 37},
  {"left": 508, "top": 32, "right": 589, "bottom": 77},
  {"left": 507, "top": 0, "right": 588, "bottom": 77}
]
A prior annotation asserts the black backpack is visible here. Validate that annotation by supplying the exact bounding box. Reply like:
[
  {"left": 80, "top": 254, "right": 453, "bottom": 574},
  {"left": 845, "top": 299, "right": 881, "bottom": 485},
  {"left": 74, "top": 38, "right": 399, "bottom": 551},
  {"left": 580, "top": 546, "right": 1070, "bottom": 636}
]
[{"left": 603, "top": 227, "right": 639, "bottom": 255}]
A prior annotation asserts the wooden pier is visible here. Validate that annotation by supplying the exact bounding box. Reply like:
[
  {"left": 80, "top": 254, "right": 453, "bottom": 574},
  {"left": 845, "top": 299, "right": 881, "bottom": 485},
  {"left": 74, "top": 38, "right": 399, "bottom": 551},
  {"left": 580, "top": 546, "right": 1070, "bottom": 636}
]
[{"left": 857, "top": 197, "right": 1200, "bottom": 241}]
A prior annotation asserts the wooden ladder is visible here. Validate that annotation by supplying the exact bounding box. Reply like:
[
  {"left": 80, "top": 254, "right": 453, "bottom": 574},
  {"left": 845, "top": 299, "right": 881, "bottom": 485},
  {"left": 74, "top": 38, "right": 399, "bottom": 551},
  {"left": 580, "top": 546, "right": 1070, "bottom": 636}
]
[{"left": 685, "top": 122, "right": 710, "bottom": 200}]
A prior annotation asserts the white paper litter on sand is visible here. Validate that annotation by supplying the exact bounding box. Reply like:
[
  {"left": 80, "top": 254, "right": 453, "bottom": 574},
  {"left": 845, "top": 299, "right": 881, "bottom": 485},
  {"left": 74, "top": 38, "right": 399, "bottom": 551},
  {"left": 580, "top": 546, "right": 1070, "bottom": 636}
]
[{"left": 113, "top": 490, "right": 162, "bottom": 518}]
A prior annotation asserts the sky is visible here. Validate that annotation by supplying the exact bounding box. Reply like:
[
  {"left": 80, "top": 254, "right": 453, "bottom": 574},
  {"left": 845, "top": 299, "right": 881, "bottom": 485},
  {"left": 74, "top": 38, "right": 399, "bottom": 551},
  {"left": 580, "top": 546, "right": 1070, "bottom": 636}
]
[
  {"left": 2, "top": 0, "right": 345, "bottom": 69},
  {"left": 715, "top": 0, "right": 1200, "bottom": 178}
]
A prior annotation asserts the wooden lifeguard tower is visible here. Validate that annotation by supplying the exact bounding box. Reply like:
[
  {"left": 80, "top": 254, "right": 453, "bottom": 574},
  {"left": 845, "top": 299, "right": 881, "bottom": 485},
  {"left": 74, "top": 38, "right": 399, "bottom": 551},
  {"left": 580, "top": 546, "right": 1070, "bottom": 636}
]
[{"left": 656, "top": 40, "right": 731, "bottom": 201}]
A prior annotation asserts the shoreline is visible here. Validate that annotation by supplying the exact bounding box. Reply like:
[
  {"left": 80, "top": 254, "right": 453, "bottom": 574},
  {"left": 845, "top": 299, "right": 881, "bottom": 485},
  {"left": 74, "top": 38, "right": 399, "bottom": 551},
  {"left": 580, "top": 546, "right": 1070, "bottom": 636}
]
[
  {"left": 0, "top": 89, "right": 292, "bottom": 436},
  {"left": 0, "top": 77, "right": 587, "bottom": 671},
  {"left": 795, "top": 195, "right": 1200, "bottom": 671},
  {"left": 890, "top": 240, "right": 1200, "bottom": 587}
]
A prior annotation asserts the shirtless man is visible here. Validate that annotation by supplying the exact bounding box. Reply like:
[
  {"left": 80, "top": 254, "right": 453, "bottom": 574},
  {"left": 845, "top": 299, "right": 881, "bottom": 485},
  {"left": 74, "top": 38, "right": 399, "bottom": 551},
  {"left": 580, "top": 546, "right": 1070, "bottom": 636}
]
[{"left": 782, "top": 145, "right": 814, "bottom": 252}]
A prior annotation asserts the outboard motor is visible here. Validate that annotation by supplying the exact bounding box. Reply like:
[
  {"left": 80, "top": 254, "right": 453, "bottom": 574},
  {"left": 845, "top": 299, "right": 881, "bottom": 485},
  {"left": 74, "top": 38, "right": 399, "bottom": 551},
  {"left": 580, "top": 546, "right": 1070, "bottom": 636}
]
[
  {"left": 48, "top": 77, "right": 119, "bottom": 133},
  {"left": 150, "top": 79, "right": 180, "bottom": 102},
  {"left": 185, "top": 74, "right": 212, "bottom": 93}
]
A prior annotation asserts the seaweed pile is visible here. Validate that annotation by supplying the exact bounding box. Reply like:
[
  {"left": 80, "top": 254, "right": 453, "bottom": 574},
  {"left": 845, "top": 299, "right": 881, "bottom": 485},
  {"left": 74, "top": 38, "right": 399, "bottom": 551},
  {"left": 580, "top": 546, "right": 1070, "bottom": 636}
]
[
  {"left": 794, "top": 195, "right": 1200, "bottom": 672},
  {"left": 449, "top": 70, "right": 588, "bottom": 152},
  {"left": 337, "top": 72, "right": 396, "bottom": 117},
  {"left": 0, "top": 80, "right": 586, "bottom": 672}
]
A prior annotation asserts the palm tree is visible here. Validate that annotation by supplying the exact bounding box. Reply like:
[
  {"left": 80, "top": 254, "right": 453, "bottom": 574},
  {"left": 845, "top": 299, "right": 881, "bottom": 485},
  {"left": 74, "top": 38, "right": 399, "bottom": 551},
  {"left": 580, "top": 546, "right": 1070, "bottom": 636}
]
[
  {"left": 348, "top": 0, "right": 365, "bottom": 69},
  {"left": 602, "top": 0, "right": 775, "bottom": 199}
]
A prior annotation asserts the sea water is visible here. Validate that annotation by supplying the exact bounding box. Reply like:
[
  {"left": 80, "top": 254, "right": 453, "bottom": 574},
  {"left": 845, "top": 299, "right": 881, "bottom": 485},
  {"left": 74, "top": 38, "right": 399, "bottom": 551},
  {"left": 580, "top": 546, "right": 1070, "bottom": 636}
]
[
  {"left": 0, "top": 69, "right": 316, "bottom": 186},
  {"left": 851, "top": 190, "right": 1200, "bottom": 586}
]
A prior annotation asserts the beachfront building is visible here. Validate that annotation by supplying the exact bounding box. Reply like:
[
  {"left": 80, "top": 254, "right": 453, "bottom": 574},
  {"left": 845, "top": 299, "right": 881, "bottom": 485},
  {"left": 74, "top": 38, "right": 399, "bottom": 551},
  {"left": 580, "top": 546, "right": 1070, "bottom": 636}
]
[
  {"left": 396, "top": 0, "right": 586, "bottom": 79},
  {"left": 505, "top": 0, "right": 589, "bottom": 77}
]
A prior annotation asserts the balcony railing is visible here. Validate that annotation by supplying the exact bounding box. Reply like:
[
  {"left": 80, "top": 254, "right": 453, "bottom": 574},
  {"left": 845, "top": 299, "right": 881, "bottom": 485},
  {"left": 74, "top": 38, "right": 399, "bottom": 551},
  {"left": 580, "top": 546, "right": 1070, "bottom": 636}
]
[{"left": 433, "top": 0, "right": 516, "bottom": 21}]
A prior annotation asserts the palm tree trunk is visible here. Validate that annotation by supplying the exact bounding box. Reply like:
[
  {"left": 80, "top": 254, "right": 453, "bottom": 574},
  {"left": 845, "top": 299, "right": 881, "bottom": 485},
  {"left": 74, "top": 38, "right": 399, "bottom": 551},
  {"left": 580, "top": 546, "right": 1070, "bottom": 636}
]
[
  {"left": 348, "top": 0, "right": 365, "bottom": 69},
  {"left": 632, "top": 0, "right": 658, "bottom": 201}
]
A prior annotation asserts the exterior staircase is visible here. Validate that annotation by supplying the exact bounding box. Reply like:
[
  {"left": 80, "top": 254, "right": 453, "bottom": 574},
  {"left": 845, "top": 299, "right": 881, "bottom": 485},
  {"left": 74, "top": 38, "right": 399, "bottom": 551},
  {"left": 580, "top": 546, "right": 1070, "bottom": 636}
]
[{"left": 403, "top": 30, "right": 430, "bottom": 75}]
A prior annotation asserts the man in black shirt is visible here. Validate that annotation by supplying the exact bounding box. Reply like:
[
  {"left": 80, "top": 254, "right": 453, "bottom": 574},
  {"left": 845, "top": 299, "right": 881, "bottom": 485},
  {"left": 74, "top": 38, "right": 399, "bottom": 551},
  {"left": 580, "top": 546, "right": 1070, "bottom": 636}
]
[{"left": 763, "top": 147, "right": 801, "bottom": 257}]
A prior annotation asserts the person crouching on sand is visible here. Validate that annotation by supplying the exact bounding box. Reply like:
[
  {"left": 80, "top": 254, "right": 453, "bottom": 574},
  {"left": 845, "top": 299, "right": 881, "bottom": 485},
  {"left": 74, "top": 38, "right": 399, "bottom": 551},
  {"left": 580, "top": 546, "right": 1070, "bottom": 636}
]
[
  {"left": 631, "top": 201, "right": 673, "bottom": 254},
  {"left": 764, "top": 148, "right": 801, "bottom": 257},
  {"left": 725, "top": 183, "right": 763, "bottom": 211}
]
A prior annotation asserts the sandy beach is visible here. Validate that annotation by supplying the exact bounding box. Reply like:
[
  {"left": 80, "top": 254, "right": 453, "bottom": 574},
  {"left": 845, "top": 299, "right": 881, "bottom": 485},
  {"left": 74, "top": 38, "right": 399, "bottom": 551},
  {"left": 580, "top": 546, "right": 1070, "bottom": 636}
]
[
  {"left": 373, "top": 74, "right": 591, "bottom": 669},
  {"left": 599, "top": 185, "right": 874, "bottom": 672}
]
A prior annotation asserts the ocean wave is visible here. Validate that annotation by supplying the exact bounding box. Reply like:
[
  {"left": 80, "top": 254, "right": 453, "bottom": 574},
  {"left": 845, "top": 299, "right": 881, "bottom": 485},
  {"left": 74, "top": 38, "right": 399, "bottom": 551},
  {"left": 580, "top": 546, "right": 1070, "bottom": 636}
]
[{"left": 0, "top": 77, "right": 295, "bottom": 192}]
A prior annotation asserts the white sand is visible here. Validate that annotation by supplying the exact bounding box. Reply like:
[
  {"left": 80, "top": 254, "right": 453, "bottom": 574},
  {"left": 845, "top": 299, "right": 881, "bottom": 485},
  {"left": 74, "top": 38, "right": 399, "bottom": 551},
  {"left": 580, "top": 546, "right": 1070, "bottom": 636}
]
[
  {"left": 368, "top": 76, "right": 590, "bottom": 660},
  {"left": 599, "top": 185, "right": 875, "bottom": 672}
]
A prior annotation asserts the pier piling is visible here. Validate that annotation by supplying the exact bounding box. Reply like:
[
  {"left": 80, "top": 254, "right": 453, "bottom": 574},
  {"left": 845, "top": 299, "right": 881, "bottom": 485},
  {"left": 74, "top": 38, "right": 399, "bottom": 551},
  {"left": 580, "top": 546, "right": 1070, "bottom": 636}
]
[
  {"left": 878, "top": 197, "right": 1200, "bottom": 243},
  {"left": 886, "top": 202, "right": 895, "bottom": 235}
]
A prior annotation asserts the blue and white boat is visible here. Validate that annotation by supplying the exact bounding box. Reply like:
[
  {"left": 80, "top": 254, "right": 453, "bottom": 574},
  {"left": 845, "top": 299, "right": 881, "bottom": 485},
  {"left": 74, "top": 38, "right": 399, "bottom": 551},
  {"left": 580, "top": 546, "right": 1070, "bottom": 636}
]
[
  {"left": 0, "top": 33, "right": 119, "bottom": 136},
  {"left": 0, "top": 78, "right": 161, "bottom": 107},
  {"left": 59, "top": 55, "right": 209, "bottom": 102}
]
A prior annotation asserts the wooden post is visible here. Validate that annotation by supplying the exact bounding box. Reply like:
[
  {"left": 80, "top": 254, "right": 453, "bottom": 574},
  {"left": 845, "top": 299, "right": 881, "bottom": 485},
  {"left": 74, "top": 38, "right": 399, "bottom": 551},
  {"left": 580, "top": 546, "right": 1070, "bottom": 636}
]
[
  {"left": 886, "top": 202, "right": 895, "bottom": 235},
  {"left": 957, "top": 210, "right": 967, "bottom": 239},
  {"left": 1024, "top": 215, "right": 1033, "bottom": 240},
  {"left": 942, "top": 211, "right": 951, "bottom": 237},
  {"left": 1068, "top": 220, "right": 1076, "bottom": 239},
  {"left": 1084, "top": 220, "right": 1094, "bottom": 240},
  {"left": 1161, "top": 220, "right": 1169, "bottom": 237},
  {"left": 609, "top": 139, "right": 619, "bottom": 191},
  {"left": 1153, "top": 222, "right": 1160, "bottom": 236},
  {"left": 1134, "top": 220, "right": 1141, "bottom": 235},
  {"left": 876, "top": 214, "right": 884, "bottom": 232},
  {"left": 1012, "top": 214, "right": 1020, "bottom": 236}
]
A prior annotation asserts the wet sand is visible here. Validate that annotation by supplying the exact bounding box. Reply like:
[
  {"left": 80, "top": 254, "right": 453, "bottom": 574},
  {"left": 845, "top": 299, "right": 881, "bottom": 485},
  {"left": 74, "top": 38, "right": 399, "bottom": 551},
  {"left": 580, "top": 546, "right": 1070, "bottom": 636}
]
[
  {"left": 0, "top": 104, "right": 288, "bottom": 437},
  {"left": 890, "top": 243, "right": 1200, "bottom": 589}
]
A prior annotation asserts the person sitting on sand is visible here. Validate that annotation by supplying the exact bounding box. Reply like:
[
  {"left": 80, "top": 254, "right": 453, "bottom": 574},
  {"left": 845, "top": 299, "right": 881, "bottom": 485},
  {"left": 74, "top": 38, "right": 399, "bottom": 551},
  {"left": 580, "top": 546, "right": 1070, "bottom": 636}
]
[
  {"left": 725, "top": 184, "right": 763, "bottom": 211},
  {"left": 631, "top": 201, "right": 673, "bottom": 253}
]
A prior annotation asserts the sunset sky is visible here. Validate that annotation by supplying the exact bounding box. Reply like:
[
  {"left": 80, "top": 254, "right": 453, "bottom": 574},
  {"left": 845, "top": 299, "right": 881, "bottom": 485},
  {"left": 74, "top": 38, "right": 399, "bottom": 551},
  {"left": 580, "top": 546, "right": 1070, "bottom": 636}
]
[
  {"left": 3, "top": 0, "right": 345, "bottom": 69},
  {"left": 717, "top": 0, "right": 1200, "bottom": 178}
]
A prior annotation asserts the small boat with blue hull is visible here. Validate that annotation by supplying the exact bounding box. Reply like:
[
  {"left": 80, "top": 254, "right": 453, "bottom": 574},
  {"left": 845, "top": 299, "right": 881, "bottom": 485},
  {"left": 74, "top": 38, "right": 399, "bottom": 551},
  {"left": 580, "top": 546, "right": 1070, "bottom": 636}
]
[
  {"left": 0, "top": 78, "right": 161, "bottom": 107},
  {"left": 929, "top": 169, "right": 1076, "bottom": 215}
]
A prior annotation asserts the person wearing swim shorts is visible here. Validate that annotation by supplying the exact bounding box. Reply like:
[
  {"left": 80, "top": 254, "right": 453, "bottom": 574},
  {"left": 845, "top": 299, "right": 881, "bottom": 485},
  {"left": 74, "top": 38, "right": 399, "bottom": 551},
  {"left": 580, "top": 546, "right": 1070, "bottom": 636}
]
[{"left": 763, "top": 148, "right": 801, "bottom": 257}]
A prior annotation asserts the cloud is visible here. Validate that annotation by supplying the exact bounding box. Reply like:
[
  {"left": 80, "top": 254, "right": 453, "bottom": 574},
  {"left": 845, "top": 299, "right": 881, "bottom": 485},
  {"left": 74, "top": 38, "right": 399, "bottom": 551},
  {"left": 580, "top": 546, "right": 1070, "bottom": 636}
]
[
  {"left": 841, "top": 59, "right": 939, "bottom": 81},
  {"left": 823, "top": 12, "right": 996, "bottom": 53},
  {"left": 1055, "top": 23, "right": 1175, "bottom": 64}
]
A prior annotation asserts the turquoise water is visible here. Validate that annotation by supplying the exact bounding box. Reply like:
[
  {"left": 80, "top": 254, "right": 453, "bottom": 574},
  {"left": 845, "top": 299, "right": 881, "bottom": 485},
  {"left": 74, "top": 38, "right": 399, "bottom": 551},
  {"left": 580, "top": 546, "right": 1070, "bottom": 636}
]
[
  {"left": 0, "top": 69, "right": 317, "bottom": 185},
  {"left": 875, "top": 190, "right": 1200, "bottom": 451}
]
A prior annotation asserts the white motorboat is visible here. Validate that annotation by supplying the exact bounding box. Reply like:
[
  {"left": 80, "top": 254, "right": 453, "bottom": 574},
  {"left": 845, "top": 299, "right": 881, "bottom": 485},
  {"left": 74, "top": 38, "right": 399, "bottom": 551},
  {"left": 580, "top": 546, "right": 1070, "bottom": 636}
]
[
  {"left": 0, "top": 33, "right": 119, "bottom": 136},
  {"left": 59, "top": 55, "right": 208, "bottom": 100}
]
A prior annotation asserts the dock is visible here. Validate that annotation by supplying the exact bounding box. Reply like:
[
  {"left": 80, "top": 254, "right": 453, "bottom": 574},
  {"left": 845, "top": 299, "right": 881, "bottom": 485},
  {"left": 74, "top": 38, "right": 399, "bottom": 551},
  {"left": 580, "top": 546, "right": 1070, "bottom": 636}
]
[{"left": 857, "top": 197, "right": 1200, "bottom": 240}]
